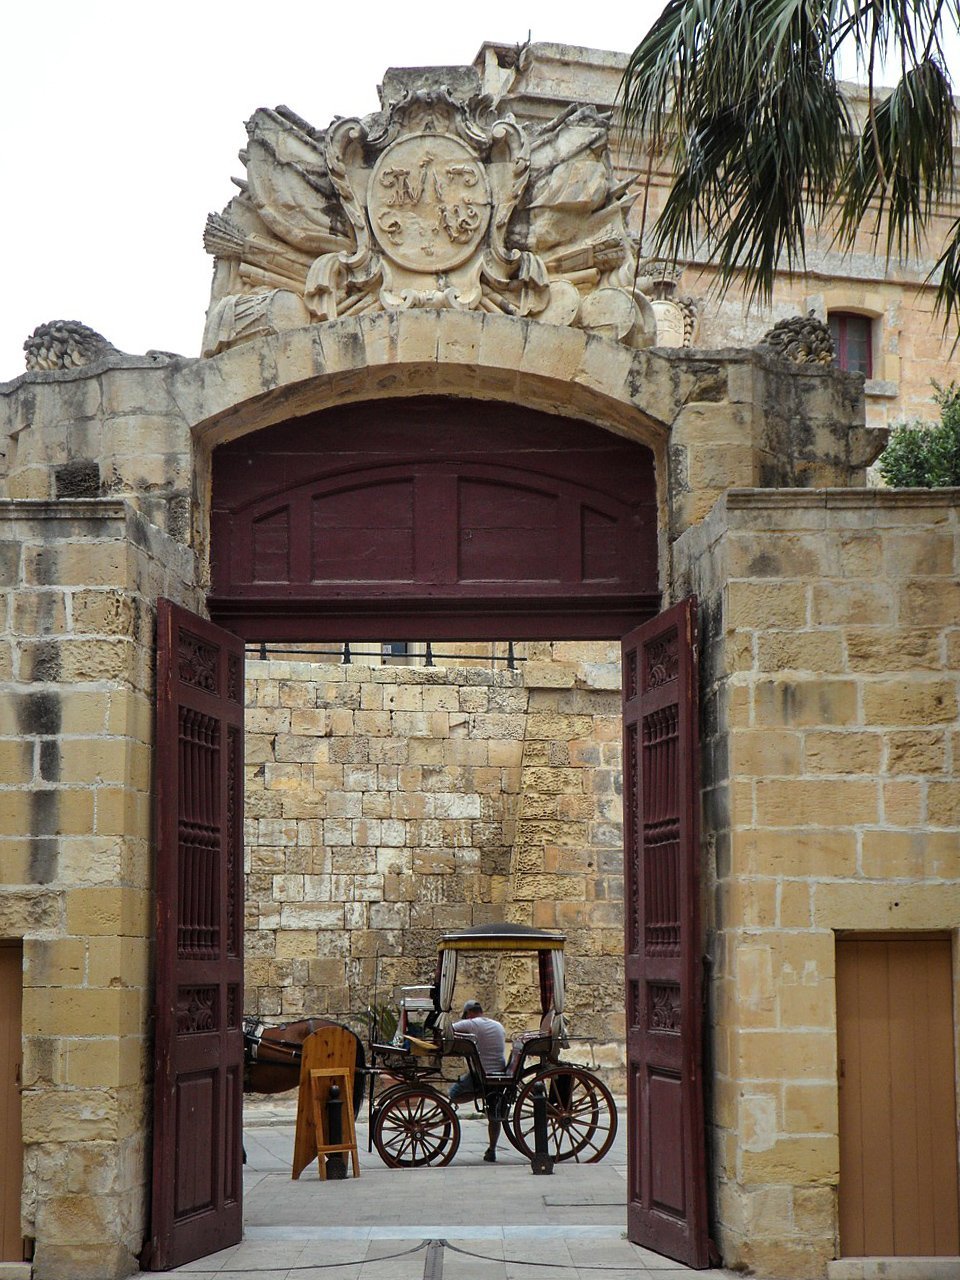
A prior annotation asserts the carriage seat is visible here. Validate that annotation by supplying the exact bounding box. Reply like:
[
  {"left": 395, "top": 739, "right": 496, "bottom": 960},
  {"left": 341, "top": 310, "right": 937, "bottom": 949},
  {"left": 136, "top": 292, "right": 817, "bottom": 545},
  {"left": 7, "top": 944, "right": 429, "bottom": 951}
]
[
  {"left": 404, "top": 1033, "right": 441, "bottom": 1056},
  {"left": 448, "top": 1034, "right": 518, "bottom": 1108},
  {"left": 507, "top": 1010, "right": 558, "bottom": 1068}
]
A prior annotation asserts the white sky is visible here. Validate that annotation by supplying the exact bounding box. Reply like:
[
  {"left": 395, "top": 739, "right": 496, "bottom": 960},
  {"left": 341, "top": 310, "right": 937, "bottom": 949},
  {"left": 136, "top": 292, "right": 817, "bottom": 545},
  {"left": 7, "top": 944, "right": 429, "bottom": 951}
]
[{"left": 3, "top": 2, "right": 958, "bottom": 380}]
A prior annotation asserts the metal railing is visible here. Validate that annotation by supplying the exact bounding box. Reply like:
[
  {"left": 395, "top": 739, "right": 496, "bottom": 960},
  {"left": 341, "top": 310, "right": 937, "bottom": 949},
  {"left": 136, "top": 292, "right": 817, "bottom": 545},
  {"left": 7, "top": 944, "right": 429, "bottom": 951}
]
[{"left": 245, "top": 641, "right": 524, "bottom": 670}]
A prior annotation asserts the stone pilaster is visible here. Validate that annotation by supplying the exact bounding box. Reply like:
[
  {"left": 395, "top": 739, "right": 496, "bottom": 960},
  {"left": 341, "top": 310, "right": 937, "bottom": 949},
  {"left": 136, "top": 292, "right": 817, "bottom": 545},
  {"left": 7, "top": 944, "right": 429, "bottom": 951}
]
[{"left": 0, "top": 499, "right": 200, "bottom": 1280}]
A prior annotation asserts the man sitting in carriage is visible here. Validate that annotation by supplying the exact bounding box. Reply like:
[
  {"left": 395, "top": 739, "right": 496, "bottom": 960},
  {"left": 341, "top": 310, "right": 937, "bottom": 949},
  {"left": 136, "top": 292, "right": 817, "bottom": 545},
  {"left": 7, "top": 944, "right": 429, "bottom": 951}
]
[{"left": 448, "top": 999, "right": 508, "bottom": 1162}]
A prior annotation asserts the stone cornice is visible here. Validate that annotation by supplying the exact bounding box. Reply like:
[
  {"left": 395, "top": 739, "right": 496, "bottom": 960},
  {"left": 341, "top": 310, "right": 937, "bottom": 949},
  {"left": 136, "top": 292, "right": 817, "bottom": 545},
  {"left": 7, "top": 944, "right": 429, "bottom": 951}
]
[{"left": 725, "top": 487, "right": 960, "bottom": 509}]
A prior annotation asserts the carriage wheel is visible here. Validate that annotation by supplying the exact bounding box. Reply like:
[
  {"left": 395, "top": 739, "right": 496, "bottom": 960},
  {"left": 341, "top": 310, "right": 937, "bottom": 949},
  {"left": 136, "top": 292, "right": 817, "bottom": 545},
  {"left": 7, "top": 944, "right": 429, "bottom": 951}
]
[
  {"left": 372, "top": 1087, "right": 461, "bottom": 1167},
  {"left": 510, "top": 1067, "right": 618, "bottom": 1163}
]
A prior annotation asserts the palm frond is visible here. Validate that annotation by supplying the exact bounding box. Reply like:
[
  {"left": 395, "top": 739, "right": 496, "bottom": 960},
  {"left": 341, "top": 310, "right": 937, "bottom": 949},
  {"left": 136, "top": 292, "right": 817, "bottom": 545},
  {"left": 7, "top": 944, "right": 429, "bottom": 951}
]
[
  {"left": 838, "top": 58, "right": 955, "bottom": 261},
  {"left": 619, "top": 0, "right": 960, "bottom": 322},
  {"left": 933, "top": 217, "right": 960, "bottom": 332}
]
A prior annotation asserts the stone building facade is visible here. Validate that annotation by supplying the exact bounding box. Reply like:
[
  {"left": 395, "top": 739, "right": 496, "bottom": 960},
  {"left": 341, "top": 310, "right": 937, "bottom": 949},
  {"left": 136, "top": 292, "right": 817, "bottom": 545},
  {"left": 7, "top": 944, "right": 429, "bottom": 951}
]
[{"left": 0, "top": 41, "right": 957, "bottom": 1280}]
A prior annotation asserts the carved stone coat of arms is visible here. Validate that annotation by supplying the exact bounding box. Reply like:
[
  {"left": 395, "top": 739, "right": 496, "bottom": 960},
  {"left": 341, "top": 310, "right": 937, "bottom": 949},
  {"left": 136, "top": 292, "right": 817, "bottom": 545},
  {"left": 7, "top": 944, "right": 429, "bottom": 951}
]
[{"left": 201, "top": 66, "right": 659, "bottom": 357}]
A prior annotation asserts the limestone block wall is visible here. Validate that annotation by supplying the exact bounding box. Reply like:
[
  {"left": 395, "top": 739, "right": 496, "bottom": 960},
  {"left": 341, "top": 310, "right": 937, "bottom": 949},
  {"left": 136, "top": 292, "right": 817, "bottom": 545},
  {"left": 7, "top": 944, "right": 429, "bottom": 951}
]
[
  {"left": 243, "top": 642, "right": 626, "bottom": 1079},
  {"left": 0, "top": 361, "right": 194, "bottom": 542},
  {"left": 673, "top": 488, "right": 960, "bottom": 1280},
  {"left": 504, "top": 646, "right": 625, "bottom": 1072},
  {"left": 0, "top": 499, "right": 200, "bottom": 1280}
]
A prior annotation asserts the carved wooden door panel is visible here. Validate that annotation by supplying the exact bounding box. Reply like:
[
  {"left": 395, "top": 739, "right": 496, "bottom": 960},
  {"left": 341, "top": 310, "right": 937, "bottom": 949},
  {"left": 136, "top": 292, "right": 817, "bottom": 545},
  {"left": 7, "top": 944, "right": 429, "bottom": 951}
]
[
  {"left": 622, "top": 597, "right": 710, "bottom": 1268},
  {"left": 146, "top": 600, "right": 244, "bottom": 1270}
]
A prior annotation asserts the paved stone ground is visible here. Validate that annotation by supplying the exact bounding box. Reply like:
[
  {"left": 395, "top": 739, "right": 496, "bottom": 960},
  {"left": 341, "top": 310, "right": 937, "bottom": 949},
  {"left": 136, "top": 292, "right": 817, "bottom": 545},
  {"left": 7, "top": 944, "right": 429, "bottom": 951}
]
[{"left": 159, "top": 1097, "right": 735, "bottom": 1280}]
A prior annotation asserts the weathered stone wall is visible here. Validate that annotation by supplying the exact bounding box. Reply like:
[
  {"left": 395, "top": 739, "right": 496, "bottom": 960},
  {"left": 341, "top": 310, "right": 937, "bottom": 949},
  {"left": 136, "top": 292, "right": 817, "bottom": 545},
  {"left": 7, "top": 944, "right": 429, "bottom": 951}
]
[
  {"left": 0, "top": 319, "right": 879, "bottom": 565},
  {"left": 504, "top": 644, "right": 625, "bottom": 1073},
  {"left": 0, "top": 499, "right": 200, "bottom": 1280},
  {"left": 672, "top": 488, "right": 960, "bottom": 1280},
  {"left": 243, "top": 642, "right": 626, "bottom": 1081},
  {"left": 0, "top": 361, "right": 193, "bottom": 541}
]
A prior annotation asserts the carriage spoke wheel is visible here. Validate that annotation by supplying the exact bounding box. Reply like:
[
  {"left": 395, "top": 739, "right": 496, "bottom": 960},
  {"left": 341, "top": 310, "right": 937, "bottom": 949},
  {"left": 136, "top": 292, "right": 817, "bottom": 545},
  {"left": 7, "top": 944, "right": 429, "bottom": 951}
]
[
  {"left": 511, "top": 1067, "right": 618, "bottom": 1163},
  {"left": 373, "top": 1087, "right": 461, "bottom": 1167}
]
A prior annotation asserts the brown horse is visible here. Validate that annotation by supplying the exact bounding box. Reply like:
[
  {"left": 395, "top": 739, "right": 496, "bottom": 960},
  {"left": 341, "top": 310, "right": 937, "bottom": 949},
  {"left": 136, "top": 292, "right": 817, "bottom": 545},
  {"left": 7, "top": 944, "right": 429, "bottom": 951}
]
[{"left": 242, "top": 1016, "right": 366, "bottom": 1113}]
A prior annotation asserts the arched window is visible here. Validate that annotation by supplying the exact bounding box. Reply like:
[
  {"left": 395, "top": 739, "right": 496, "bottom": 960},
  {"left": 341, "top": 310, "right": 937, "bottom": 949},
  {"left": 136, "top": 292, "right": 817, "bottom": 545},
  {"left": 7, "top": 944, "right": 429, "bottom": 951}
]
[{"left": 829, "top": 311, "right": 873, "bottom": 377}]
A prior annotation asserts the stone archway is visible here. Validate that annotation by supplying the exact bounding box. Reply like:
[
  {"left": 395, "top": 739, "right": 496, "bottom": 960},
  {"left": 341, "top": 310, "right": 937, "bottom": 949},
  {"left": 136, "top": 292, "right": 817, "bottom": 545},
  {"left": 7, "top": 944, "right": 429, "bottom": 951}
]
[
  {"left": 0, "top": 287, "right": 883, "bottom": 1279},
  {"left": 155, "top": 365, "right": 708, "bottom": 1269},
  {"left": 179, "top": 311, "right": 677, "bottom": 584}
]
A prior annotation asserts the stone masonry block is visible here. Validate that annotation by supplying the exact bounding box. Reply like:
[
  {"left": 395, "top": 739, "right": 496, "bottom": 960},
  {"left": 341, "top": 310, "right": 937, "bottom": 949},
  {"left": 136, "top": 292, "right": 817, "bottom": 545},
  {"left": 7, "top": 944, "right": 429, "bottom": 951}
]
[
  {"left": 726, "top": 581, "right": 808, "bottom": 630},
  {"left": 862, "top": 678, "right": 957, "bottom": 726},
  {"left": 754, "top": 679, "right": 858, "bottom": 727},
  {"left": 754, "top": 778, "right": 878, "bottom": 827}
]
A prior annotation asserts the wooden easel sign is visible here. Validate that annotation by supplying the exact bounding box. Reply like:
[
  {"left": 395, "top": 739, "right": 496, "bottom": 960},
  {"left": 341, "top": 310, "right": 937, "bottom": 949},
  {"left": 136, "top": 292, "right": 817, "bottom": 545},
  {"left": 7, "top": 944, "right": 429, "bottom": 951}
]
[{"left": 291, "top": 1027, "right": 360, "bottom": 1180}]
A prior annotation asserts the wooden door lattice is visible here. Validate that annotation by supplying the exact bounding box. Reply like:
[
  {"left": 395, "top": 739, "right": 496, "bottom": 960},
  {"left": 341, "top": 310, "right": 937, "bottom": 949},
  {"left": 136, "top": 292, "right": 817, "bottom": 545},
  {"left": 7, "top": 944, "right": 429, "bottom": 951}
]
[
  {"left": 622, "top": 598, "right": 710, "bottom": 1268},
  {"left": 146, "top": 600, "right": 244, "bottom": 1270}
]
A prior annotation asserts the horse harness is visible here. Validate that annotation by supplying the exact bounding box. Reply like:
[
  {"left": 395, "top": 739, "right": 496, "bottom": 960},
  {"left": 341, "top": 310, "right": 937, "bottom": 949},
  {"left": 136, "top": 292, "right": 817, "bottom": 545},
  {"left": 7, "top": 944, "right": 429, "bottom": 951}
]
[{"left": 242, "top": 1016, "right": 325, "bottom": 1067}]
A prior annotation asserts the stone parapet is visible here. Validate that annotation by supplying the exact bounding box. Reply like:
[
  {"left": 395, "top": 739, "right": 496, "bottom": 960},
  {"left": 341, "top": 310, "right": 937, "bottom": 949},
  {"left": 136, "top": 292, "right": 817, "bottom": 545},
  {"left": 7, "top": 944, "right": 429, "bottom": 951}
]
[{"left": 0, "top": 361, "right": 195, "bottom": 543}]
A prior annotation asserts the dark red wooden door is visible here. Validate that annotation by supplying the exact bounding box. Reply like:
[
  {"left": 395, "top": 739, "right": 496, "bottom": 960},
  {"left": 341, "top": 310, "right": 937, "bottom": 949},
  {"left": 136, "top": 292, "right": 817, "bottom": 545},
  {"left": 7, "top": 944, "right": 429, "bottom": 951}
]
[
  {"left": 146, "top": 600, "right": 244, "bottom": 1270},
  {"left": 622, "top": 597, "right": 710, "bottom": 1268}
]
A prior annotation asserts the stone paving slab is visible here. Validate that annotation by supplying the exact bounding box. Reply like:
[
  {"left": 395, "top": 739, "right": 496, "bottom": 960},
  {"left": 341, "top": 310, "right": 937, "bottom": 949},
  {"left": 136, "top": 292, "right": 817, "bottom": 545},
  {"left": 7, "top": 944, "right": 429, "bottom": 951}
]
[{"left": 152, "top": 1099, "right": 736, "bottom": 1280}]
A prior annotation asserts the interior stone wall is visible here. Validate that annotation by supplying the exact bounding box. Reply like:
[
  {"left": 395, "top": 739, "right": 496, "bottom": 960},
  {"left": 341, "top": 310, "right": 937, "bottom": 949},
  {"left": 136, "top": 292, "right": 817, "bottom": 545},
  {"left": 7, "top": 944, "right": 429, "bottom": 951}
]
[
  {"left": 672, "top": 488, "right": 960, "bottom": 1280},
  {"left": 243, "top": 641, "right": 626, "bottom": 1083}
]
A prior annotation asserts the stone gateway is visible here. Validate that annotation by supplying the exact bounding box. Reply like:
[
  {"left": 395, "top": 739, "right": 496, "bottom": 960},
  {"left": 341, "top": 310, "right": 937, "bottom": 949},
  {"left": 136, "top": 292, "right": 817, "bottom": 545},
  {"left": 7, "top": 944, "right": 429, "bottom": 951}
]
[{"left": 0, "top": 42, "right": 958, "bottom": 1280}]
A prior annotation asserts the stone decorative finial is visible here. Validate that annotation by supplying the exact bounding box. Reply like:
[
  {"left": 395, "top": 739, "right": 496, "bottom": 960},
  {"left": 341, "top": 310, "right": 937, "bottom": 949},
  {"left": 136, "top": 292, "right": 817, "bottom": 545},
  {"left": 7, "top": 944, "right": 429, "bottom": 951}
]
[
  {"left": 758, "top": 310, "right": 834, "bottom": 365},
  {"left": 24, "top": 321, "right": 118, "bottom": 372}
]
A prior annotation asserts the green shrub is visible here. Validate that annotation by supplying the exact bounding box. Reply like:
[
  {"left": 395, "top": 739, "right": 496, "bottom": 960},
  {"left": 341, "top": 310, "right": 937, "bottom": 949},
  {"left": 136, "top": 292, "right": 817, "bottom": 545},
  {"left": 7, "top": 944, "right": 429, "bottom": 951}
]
[{"left": 878, "top": 384, "right": 960, "bottom": 488}]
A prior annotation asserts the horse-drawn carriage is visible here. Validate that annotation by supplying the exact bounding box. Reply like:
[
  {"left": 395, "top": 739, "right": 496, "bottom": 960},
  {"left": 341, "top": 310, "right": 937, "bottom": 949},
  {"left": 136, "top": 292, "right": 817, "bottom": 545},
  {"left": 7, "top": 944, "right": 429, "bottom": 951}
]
[
  {"left": 367, "top": 922, "right": 618, "bottom": 1167},
  {"left": 243, "top": 922, "right": 617, "bottom": 1169}
]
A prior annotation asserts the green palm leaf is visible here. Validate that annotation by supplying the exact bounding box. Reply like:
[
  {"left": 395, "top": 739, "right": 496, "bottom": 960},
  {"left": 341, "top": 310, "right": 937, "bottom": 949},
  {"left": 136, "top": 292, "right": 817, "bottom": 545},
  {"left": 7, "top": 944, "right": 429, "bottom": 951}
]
[{"left": 620, "top": 0, "right": 960, "bottom": 322}]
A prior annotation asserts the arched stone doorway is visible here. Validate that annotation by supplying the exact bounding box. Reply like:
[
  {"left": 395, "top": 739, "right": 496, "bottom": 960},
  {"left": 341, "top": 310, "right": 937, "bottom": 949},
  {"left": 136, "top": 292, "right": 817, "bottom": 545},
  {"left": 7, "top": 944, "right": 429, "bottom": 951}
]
[{"left": 148, "top": 362, "right": 710, "bottom": 1270}]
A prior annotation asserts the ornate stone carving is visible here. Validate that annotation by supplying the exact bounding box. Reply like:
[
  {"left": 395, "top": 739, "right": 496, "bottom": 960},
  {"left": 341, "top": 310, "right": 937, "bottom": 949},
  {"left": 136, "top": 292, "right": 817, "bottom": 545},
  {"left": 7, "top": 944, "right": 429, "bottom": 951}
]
[
  {"left": 634, "top": 256, "right": 699, "bottom": 347},
  {"left": 650, "top": 299, "right": 688, "bottom": 348},
  {"left": 24, "top": 321, "right": 117, "bottom": 371},
  {"left": 759, "top": 309, "right": 834, "bottom": 364},
  {"left": 202, "top": 69, "right": 657, "bottom": 356}
]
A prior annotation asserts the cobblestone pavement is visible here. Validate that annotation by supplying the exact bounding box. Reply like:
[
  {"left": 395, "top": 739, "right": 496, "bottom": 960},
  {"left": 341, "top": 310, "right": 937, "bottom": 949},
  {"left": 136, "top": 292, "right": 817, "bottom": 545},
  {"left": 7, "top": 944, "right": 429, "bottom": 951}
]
[{"left": 157, "top": 1098, "right": 734, "bottom": 1280}]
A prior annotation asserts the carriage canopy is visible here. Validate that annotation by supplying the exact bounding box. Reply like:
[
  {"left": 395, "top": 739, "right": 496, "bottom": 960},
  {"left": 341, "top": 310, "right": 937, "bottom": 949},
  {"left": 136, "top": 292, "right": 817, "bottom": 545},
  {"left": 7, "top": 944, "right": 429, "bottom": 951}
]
[{"left": 434, "top": 923, "right": 566, "bottom": 1042}]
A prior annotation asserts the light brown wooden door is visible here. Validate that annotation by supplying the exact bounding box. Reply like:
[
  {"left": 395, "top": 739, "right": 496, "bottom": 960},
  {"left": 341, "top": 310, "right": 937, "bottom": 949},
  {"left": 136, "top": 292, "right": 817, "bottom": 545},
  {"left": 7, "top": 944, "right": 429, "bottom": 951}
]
[
  {"left": 0, "top": 942, "right": 24, "bottom": 1262},
  {"left": 837, "top": 936, "right": 960, "bottom": 1257}
]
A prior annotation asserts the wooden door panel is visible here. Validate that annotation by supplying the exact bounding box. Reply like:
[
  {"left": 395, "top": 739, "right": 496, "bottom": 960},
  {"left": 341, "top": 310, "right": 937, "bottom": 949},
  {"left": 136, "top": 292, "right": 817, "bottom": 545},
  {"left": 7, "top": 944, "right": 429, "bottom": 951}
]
[
  {"left": 146, "top": 600, "right": 244, "bottom": 1271},
  {"left": 0, "top": 943, "right": 23, "bottom": 1263},
  {"left": 209, "top": 398, "right": 660, "bottom": 638},
  {"left": 838, "top": 937, "right": 960, "bottom": 1257},
  {"left": 622, "top": 598, "right": 710, "bottom": 1268}
]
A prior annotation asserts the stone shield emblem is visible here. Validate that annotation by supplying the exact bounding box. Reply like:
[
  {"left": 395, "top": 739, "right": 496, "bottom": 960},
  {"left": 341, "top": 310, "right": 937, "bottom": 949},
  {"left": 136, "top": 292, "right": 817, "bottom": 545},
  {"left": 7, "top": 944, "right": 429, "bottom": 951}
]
[{"left": 368, "top": 134, "right": 492, "bottom": 273}]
